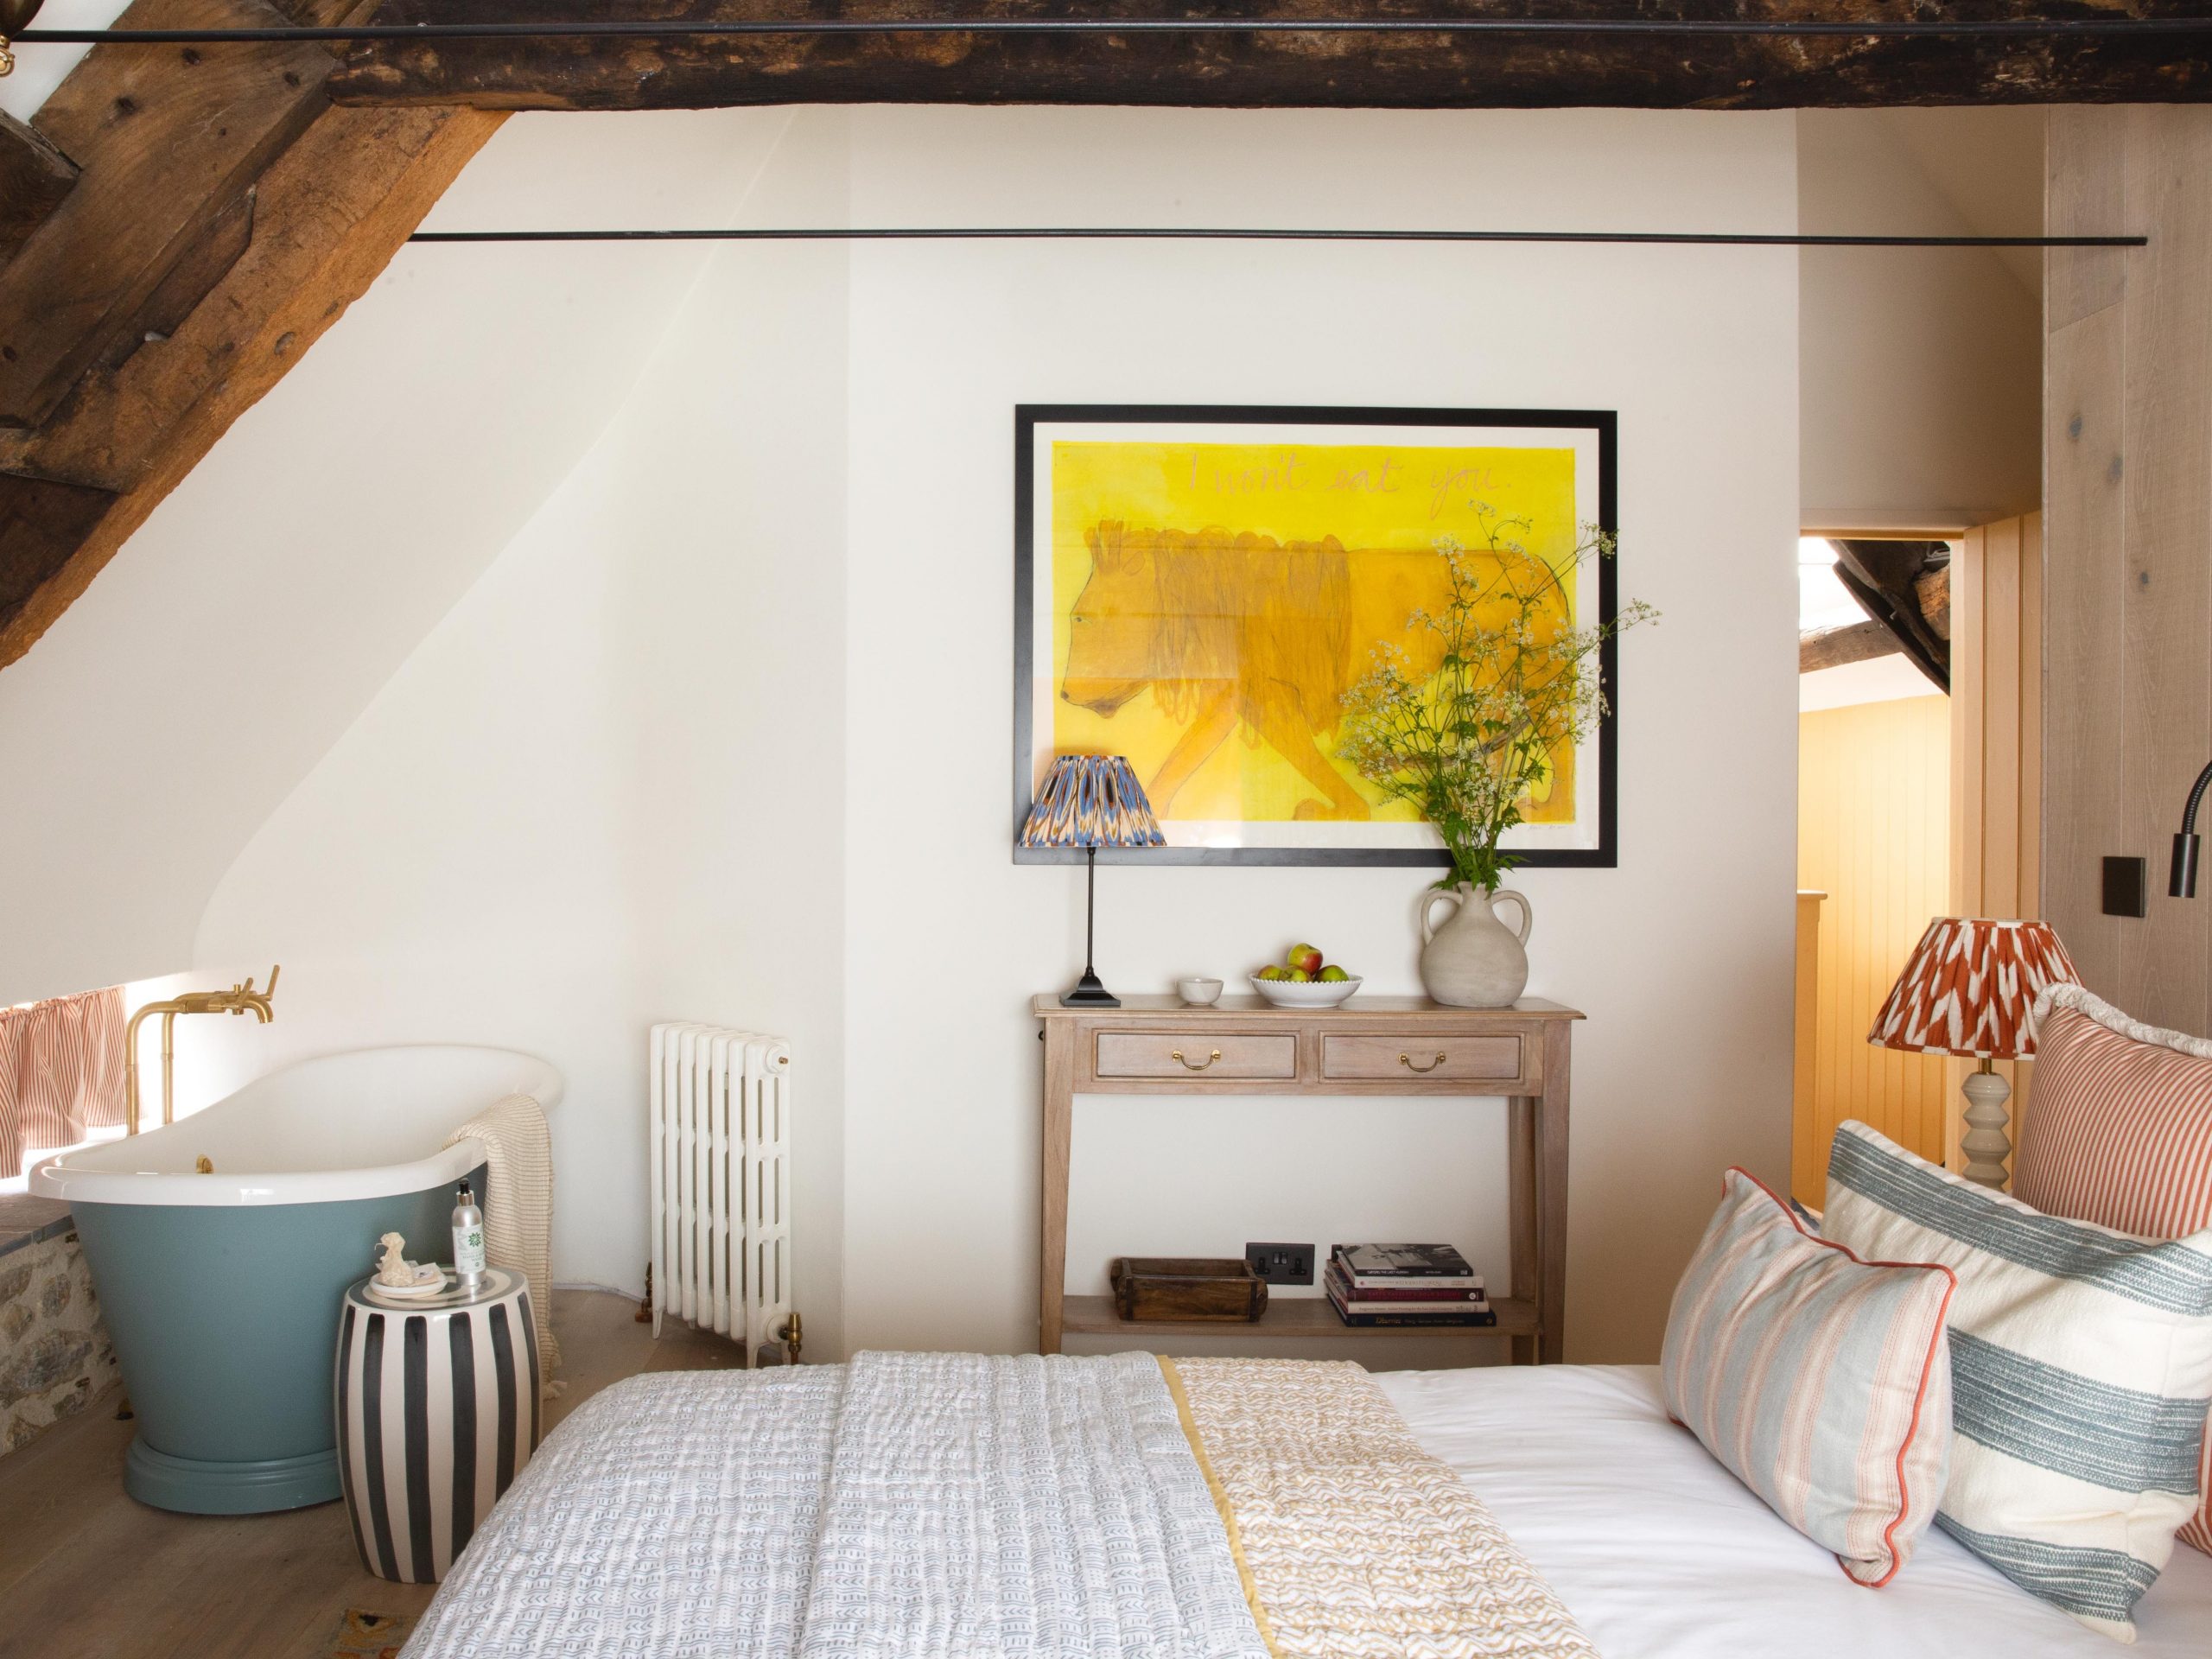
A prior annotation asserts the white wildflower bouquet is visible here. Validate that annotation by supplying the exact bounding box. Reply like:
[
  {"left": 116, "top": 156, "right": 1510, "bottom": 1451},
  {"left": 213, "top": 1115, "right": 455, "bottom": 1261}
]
[{"left": 1338, "top": 511, "right": 1656, "bottom": 893}]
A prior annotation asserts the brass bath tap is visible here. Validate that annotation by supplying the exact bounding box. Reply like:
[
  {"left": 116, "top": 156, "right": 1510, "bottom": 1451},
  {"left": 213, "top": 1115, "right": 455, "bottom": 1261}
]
[{"left": 124, "top": 966, "right": 280, "bottom": 1135}]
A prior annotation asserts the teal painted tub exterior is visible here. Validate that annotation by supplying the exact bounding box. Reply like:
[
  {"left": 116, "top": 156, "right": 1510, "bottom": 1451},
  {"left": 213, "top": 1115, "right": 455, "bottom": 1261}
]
[
  {"left": 71, "top": 1166, "right": 485, "bottom": 1514},
  {"left": 30, "top": 1046, "right": 561, "bottom": 1516}
]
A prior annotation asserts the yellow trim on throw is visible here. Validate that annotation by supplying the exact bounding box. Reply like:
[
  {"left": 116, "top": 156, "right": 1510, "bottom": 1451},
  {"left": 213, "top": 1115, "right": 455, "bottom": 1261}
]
[{"left": 1156, "top": 1355, "right": 1281, "bottom": 1659}]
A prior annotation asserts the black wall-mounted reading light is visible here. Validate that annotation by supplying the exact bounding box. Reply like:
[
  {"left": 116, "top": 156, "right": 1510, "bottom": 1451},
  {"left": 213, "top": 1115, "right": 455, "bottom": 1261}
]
[{"left": 2172, "top": 759, "right": 2212, "bottom": 899}]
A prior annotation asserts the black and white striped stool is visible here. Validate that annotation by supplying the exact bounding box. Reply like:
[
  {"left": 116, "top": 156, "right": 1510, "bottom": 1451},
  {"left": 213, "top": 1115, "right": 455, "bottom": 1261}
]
[{"left": 335, "top": 1267, "right": 540, "bottom": 1583}]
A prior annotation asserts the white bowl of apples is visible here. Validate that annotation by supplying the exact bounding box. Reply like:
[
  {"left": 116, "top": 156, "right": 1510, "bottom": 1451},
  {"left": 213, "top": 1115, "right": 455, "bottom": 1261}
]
[{"left": 1250, "top": 943, "right": 1362, "bottom": 1008}]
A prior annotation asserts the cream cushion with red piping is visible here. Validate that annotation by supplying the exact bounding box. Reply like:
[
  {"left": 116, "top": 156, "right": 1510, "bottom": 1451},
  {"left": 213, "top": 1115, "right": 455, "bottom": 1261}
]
[{"left": 1662, "top": 1166, "right": 1956, "bottom": 1588}]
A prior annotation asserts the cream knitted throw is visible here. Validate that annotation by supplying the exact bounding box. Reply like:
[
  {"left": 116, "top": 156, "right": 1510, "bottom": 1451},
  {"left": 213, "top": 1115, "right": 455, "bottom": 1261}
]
[{"left": 444, "top": 1092, "right": 560, "bottom": 1377}]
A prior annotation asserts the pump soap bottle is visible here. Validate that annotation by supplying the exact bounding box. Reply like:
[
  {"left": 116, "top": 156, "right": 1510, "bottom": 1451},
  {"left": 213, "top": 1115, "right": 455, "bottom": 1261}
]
[{"left": 453, "top": 1181, "right": 486, "bottom": 1292}]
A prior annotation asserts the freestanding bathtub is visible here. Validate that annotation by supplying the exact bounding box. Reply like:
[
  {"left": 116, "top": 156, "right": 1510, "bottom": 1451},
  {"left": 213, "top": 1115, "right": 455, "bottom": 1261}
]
[{"left": 30, "top": 1045, "right": 562, "bottom": 1515}]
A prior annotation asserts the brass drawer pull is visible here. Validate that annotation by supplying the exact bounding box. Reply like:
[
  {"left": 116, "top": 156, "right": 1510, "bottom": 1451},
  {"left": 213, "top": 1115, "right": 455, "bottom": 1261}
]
[
  {"left": 1400, "top": 1051, "right": 1448, "bottom": 1074},
  {"left": 1171, "top": 1047, "right": 1223, "bottom": 1071}
]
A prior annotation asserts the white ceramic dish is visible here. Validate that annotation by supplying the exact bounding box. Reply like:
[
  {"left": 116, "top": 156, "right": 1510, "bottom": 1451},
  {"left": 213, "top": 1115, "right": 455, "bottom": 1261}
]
[
  {"left": 365, "top": 1265, "right": 451, "bottom": 1306},
  {"left": 1177, "top": 976, "right": 1224, "bottom": 1007},
  {"left": 1249, "top": 974, "right": 1363, "bottom": 1008}
]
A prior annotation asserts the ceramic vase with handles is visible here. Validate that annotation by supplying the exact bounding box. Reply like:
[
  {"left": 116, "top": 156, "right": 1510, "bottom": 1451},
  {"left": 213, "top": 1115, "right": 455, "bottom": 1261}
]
[{"left": 1418, "top": 883, "right": 1534, "bottom": 1008}]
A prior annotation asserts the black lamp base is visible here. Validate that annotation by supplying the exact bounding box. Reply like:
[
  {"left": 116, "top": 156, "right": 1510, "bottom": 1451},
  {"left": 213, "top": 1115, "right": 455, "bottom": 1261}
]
[{"left": 1059, "top": 971, "right": 1120, "bottom": 1008}]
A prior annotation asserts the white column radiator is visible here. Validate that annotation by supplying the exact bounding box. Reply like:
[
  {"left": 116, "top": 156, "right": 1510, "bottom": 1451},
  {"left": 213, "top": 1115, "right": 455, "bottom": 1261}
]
[{"left": 649, "top": 1024, "right": 791, "bottom": 1363}]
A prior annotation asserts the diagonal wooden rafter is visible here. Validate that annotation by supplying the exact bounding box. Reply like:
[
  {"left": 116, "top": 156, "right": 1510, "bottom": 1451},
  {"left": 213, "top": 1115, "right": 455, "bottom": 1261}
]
[
  {"left": 0, "top": 111, "right": 76, "bottom": 268},
  {"left": 0, "top": 0, "right": 500, "bottom": 670}
]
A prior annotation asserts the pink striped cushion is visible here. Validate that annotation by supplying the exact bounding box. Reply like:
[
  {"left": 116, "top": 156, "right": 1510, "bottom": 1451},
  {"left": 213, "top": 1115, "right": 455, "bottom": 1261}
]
[
  {"left": 2015, "top": 982, "right": 2212, "bottom": 1557},
  {"left": 1662, "top": 1167, "right": 1956, "bottom": 1586}
]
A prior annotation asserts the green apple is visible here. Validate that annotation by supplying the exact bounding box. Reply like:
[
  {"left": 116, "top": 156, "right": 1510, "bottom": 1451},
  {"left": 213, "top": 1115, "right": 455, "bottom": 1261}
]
[
  {"left": 1286, "top": 967, "right": 1314, "bottom": 982},
  {"left": 1318, "top": 964, "right": 1350, "bottom": 982},
  {"left": 1286, "top": 943, "right": 1323, "bottom": 975},
  {"left": 1255, "top": 965, "right": 1286, "bottom": 982}
]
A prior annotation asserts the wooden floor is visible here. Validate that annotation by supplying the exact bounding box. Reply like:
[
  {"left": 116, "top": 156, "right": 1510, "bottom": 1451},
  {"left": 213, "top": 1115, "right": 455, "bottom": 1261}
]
[{"left": 0, "top": 1290, "right": 746, "bottom": 1659}]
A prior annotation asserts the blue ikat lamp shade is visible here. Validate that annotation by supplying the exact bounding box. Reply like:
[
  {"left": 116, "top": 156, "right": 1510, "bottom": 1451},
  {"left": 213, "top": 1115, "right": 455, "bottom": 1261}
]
[
  {"left": 1020, "top": 754, "right": 1165, "bottom": 849},
  {"left": 1022, "top": 755, "right": 1161, "bottom": 1007}
]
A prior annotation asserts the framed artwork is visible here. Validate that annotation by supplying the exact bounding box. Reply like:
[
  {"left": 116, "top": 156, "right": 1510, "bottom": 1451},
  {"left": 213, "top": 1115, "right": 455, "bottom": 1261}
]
[{"left": 1014, "top": 404, "right": 1619, "bottom": 867}]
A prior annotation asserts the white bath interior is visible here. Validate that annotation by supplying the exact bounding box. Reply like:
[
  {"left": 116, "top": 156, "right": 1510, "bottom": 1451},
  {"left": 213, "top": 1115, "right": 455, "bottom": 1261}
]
[{"left": 31, "top": 1046, "right": 563, "bottom": 1208}]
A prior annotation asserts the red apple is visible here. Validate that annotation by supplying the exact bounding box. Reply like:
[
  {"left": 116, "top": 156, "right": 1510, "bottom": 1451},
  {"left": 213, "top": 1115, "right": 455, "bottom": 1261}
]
[{"left": 1286, "top": 943, "right": 1323, "bottom": 976}]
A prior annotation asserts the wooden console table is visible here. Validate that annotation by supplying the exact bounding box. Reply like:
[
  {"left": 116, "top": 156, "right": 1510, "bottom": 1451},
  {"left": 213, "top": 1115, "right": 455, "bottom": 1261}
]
[{"left": 1034, "top": 994, "right": 1581, "bottom": 1364}]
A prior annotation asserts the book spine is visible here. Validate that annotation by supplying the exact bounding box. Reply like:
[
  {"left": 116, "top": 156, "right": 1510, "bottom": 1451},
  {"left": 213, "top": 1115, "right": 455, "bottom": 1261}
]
[
  {"left": 1327, "top": 1302, "right": 1500, "bottom": 1329},
  {"left": 1329, "top": 1280, "right": 1486, "bottom": 1301},
  {"left": 1325, "top": 1280, "right": 1495, "bottom": 1326},
  {"left": 1324, "top": 1266, "right": 1486, "bottom": 1304},
  {"left": 1334, "top": 1271, "right": 1485, "bottom": 1293},
  {"left": 1330, "top": 1247, "right": 1479, "bottom": 1286}
]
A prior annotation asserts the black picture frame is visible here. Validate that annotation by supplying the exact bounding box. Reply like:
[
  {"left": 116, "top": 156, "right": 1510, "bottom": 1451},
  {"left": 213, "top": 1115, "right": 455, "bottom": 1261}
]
[{"left": 1013, "top": 404, "right": 1620, "bottom": 868}]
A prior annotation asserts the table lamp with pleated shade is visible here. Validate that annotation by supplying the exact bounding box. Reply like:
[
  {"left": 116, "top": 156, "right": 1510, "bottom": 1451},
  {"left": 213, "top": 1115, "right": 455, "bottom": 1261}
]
[
  {"left": 1867, "top": 917, "right": 2081, "bottom": 1189},
  {"left": 1022, "top": 754, "right": 1164, "bottom": 1007}
]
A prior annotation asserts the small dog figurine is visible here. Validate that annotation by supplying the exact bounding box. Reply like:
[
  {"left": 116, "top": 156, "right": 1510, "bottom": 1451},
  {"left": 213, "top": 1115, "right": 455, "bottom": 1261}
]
[{"left": 374, "top": 1231, "right": 415, "bottom": 1287}]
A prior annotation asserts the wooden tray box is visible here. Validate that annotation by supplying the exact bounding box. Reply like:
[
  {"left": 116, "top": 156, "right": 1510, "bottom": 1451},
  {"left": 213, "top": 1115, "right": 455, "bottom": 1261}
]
[{"left": 1109, "top": 1257, "right": 1268, "bottom": 1323}]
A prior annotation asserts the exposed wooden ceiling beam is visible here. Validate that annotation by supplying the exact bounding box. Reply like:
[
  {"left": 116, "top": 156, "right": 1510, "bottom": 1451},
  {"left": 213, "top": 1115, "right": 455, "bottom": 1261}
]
[
  {"left": 0, "top": 111, "right": 76, "bottom": 269},
  {"left": 1801, "top": 620, "right": 1898, "bottom": 675},
  {"left": 323, "top": 1, "right": 2212, "bottom": 111},
  {"left": 0, "top": 0, "right": 501, "bottom": 669},
  {"left": 0, "top": 0, "right": 336, "bottom": 430}
]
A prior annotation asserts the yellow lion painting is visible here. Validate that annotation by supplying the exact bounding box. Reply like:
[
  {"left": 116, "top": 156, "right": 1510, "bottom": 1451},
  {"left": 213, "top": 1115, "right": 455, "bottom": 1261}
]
[{"left": 1058, "top": 520, "right": 1573, "bottom": 822}]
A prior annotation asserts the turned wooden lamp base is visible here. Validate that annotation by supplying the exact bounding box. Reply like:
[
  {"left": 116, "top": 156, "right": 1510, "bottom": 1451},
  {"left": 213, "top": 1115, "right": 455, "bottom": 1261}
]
[{"left": 1959, "top": 1060, "right": 2013, "bottom": 1189}]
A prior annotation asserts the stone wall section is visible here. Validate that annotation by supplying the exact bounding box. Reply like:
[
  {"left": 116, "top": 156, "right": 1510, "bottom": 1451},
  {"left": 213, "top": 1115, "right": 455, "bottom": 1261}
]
[{"left": 0, "top": 1223, "right": 120, "bottom": 1453}]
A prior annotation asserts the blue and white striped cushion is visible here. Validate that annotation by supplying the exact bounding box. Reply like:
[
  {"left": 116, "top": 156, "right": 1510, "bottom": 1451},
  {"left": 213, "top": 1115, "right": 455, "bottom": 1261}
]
[{"left": 1824, "top": 1120, "right": 2212, "bottom": 1642}]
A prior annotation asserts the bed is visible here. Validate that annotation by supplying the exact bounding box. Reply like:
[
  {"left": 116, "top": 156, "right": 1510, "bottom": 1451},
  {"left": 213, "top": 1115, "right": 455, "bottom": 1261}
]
[
  {"left": 1376, "top": 1363, "right": 2212, "bottom": 1657},
  {"left": 399, "top": 1352, "right": 2211, "bottom": 1658}
]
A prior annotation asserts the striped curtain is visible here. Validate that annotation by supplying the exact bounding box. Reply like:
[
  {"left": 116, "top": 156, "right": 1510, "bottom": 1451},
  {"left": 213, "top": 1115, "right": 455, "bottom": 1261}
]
[{"left": 0, "top": 987, "right": 127, "bottom": 1178}]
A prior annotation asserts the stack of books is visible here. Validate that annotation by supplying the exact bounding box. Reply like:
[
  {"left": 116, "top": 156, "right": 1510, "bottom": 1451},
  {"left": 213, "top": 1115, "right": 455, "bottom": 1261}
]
[{"left": 1325, "top": 1243, "right": 1496, "bottom": 1327}]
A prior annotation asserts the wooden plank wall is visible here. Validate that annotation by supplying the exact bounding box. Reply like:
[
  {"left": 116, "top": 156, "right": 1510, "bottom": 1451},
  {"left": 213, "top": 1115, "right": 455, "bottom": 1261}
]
[
  {"left": 2045, "top": 108, "right": 2212, "bottom": 1038},
  {"left": 1949, "top": 513, "right": 2044, "bottom": 1172},
  {"left": 1795, "top": 696, "right": 1955, "bottom": 1201},
  {"left": 1792, "top": 889, "right": 1824, "bottom": 1200}
]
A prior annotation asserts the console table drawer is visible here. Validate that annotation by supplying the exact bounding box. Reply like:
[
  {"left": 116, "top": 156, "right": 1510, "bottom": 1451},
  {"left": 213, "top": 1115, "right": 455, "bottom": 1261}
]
[
  {"left": 1094, "top": 1033, "right": 1297, "bottom": 1079},
  {"left": 1321, "top": 1033, "right": 1524, "bottom": 1083}
]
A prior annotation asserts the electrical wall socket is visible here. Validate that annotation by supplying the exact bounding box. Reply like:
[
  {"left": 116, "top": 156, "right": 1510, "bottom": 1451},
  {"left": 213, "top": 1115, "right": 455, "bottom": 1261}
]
[{"left": 1246, "top": 1242, "right": 1315, "bottom": 1286}]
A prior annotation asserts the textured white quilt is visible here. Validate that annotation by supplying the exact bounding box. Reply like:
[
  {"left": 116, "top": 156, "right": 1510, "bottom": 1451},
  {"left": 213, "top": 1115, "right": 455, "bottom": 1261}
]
[{"left": 404, "top": 1352, "right": 1268, "bottom": 1659}]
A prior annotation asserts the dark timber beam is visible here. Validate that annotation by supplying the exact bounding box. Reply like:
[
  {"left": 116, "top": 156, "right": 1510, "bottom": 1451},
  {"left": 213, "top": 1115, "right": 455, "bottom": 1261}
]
[
  {"left": 0, "top": 0, "right": 501, "bottom": 669},
  {"left": 1800, "top": 620, "right": 1898, "bottom": 675},
  {"left": 0, "top": 111, "right": 76, "bottom": 269},
  {"left": 0, "top": 0, "right": 334, "bottom": 430},
  {"left": 324, "top": 2, "right": 2212, "bottom": 111}
]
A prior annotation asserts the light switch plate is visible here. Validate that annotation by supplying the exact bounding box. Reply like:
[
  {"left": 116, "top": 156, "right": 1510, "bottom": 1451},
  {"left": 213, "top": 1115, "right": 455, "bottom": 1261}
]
[{"left": 2103, "top": 855, "right": 2148, "bottom": 918}]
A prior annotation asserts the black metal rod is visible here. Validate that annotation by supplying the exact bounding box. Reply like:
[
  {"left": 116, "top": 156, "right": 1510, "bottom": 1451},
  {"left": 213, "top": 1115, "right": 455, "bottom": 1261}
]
[
  {"left": 2173, "top": 758, "right": 2212, "bottom": 898},
  {"left": 1084, "top": 846, "right": 1098, "bottom": 982},
  {"left": 17, "top": 16, "right": 2212, "bottom": 44},
  {"left": 405, "top": 226, "right": 2145, "bottom": 248}
]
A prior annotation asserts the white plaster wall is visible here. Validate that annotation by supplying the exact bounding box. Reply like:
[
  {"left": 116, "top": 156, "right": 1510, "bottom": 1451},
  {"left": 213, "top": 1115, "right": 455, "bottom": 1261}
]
[
  {"left": 27, "top": 105, "right": 1801, "bottom": 1368},
  {"left": 1797, "top": 109, "right": 2044, "bottom": 528},
  {"left": 836, "top": 106, "right": 1801, "bottom": 1364},
  {"left": 188, "top": 112, "right": 852, "bottom": 1343},
  {"left": 0, "top": 110, "right": 791, "bottom": 1007}
]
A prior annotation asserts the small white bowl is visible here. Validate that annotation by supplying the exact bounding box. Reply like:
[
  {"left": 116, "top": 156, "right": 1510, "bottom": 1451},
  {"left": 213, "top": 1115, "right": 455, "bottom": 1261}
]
[
  {"left": 1249, "top": 974, "right": 1363, "bottom": 1008},
  {"left": 1177, "top": 976, "right": 1224, "bottom": 1007}
]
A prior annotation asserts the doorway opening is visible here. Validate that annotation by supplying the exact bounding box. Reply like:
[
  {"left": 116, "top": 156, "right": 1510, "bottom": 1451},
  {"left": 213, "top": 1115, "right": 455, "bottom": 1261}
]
[{"left": 1792, "top": 519, "right": 2044, "bottom": 1202}]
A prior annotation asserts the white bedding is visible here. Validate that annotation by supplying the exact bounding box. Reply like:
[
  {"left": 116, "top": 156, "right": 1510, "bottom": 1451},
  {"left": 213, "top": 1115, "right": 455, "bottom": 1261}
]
[{"left": 1377, "top": 1363, "right": 2212, "bottom": 1658}]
